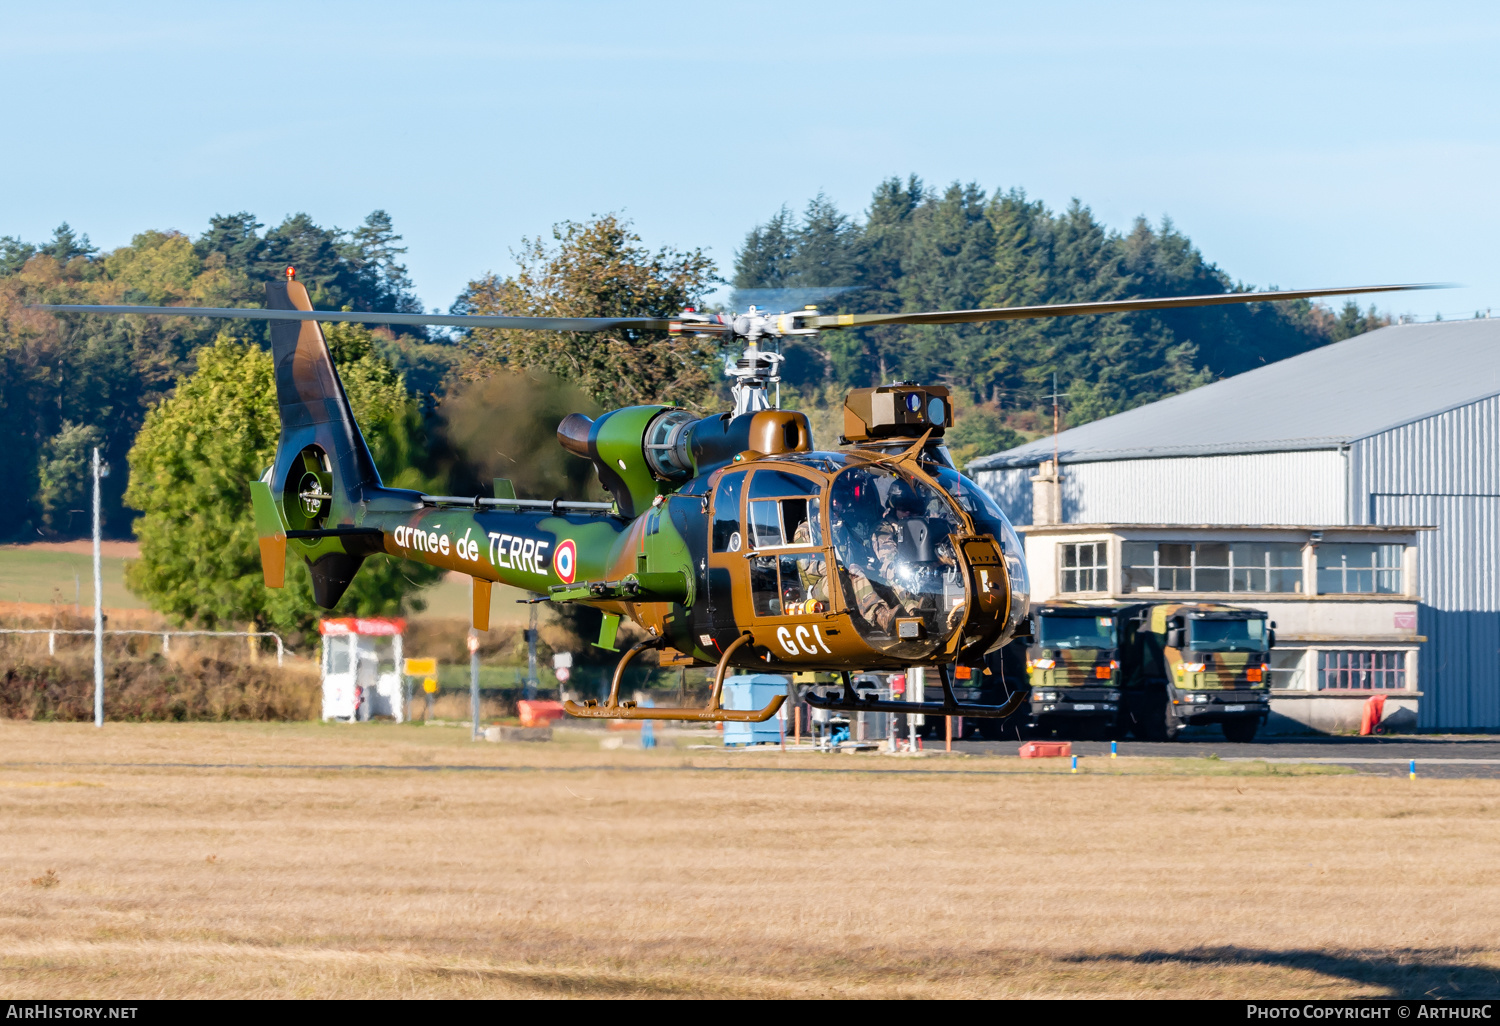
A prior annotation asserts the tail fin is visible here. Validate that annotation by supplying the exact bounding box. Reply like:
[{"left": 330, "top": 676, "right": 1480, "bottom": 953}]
[{"left": 261, "top": 279, "right": 387, "bottom": 608}]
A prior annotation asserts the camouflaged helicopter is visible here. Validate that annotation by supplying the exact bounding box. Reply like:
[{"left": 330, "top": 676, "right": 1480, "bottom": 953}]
[{"left": 39, "top": 275, "right": 1434, "bottom": 724}]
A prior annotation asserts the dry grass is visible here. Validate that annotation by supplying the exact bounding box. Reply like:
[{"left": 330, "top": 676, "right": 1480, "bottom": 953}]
[{"left": 0, "top": 721, "right": 1498, "bottom": 999}]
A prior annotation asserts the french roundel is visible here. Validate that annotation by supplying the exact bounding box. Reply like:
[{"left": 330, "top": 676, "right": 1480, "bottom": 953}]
[{"left": 553, "top": 539, "right": 577, "bottom": 584}]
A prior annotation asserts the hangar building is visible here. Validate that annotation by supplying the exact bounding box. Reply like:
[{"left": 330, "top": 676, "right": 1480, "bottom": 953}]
[{"left": 969, "top": 318, "right": 1500, "bottom": 731}]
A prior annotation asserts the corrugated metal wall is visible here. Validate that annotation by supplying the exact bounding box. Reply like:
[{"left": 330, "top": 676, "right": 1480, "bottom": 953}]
[
  {"left": 1350, "top": 395, "right": 1500, "bottom": 516},
  {"left": 1354, "top": 396, "right": 1500, "bottom": 729},
  {"left": 975, "top": 395, "right": 1500, "bottom": 728},
  {"left": 975, "top": 450, "right": 1347, "bottom": 526},
  {"left": 976, "top": 467, "right": 1034, "bottom": 526},
  {"left": 1370, "top": 494, "right": 1500, "bottom": 728}
]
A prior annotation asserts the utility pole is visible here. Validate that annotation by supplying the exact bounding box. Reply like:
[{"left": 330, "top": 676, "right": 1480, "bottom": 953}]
[
  {"left": 1047, "top": 370, "right": 1064, "bottom": 471},
  {"left": 91, "top": 447, "right": 107, "bottom": 729},
  {"left": 525, "top": 602, "right": 539, "bottom": 701},
  {"left": 468, "top": 630, "right": 481, "bottom": 741}
]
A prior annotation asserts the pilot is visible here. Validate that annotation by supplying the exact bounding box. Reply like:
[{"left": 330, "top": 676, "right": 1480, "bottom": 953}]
[
  {"left": 871, "top": 479, "right": 927, "bottom": 576},
  {"left": 844, "top": 478, "right": 930, "bottom": 634},
  {"left": 790, "top": 505, "right": 829, "bottom": 607}
]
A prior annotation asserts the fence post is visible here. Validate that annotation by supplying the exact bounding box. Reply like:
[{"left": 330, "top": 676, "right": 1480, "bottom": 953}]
[
  {"left": 274, "top": 634, "right": 284, "bottom": 667},
  {"left": 162, "top": 633, "right": 170, "bottom": 656},
  {"left": 48, "top": 632, "right": 54, "bottom": 656}
]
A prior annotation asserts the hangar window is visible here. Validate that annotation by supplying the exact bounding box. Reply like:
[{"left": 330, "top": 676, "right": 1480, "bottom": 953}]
[
  {"left": 1317, "top": 543, "right": 1403, "bottom": 595},
  {"left": 1123, "top": 541, "right": 1303, "bottom": 594},
  {"left": 1059, "top": 542, "right": 1108, "bottom": 593},
  {"left": 1318, "top": 650, "right": 1407, "bottom": 690}
]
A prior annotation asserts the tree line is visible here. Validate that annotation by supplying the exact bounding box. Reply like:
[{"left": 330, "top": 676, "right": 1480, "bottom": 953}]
[
  {"left": 734, "top": 178, "right": 1384, "bottom": 460},
  {"left": 0, "top": 182, "right": 1387, "bottom": 629}
]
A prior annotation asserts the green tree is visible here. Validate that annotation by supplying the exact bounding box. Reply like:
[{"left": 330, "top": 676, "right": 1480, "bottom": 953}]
[
  {"left": 0, "top": 209, "right": 436, "bottom": 541},
  {"left": 37, "top": 421, "right": 105, "bottom": 535},
  {"left": 734, "top": 181, "right": 1360, "bottom": 430},
  {"left": 456, "top": 214, "right": 722, "bottom": 410},
  {"left": 945, "top": 405, "right": 1023, "bottom": 467},
  {"left": 124, "top": 331, "right": 444, "bottom": 632}
]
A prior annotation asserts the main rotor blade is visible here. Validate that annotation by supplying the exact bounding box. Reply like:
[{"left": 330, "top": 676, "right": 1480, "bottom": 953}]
[
  {"left": 31, "top": 281, "right": 1447, "bottom": 336},
  {"left": 31, "top": 303, "right": 698, "bottom": 333},
  {"left": 809, "top": 282, "right": 1449, "bottom": 330}
]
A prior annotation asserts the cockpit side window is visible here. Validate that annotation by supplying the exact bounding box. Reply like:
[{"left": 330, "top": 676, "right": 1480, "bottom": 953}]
[
  {"left": 748, "top": 469, "right": 819, "bottom": 499},
  {"left": 749, "top": 500, "right": 783, "bottom": 549},
  {"left": 712, "top": 471, "right": 745, "bottom": 553},
  {"left": 748, "top": 497, "right": 823, "bottom": 550},
  {"left": 741, "top": 471, "right": 830, "bottom": 617}
]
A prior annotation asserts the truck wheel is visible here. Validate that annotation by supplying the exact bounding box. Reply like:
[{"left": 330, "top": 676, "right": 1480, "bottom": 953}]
[
  {"left": 1161, "top": 703, "right": 1180, "bottom": 742},
  {"left": 1222, "top": 718, "right": 1258, "bottom": 743}
]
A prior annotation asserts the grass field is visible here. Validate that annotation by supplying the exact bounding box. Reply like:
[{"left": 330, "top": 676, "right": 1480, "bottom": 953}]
[
  {"left": 0, "top": 545, "right": 142, "bottom": 611},
  {"left": 0, "top": 546, "right": 537, "bottom": 624},
  {"left": 0, "top": 544, "right": 533, "bottom": 624},
  {"left": 1, "top": 722, "right": 1498, "bottom": 999}
]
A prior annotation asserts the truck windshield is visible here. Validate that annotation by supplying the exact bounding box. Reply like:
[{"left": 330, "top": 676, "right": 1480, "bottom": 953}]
[
  {"left": 1038, "top": 613, "right": 1115, "bottom": 650},
  {"left": 1190, "top": 618, "right": 1267, "bottom": 652}
]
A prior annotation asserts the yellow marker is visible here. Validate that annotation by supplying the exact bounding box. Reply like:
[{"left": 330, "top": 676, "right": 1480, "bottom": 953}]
[
  {"left": 405, "top": 657, "right": 437, "bottom": 677},
  {"left": 422, "top": 676, "right": 438, "bottom": 695},
  {"left": 838, "top": 314, "right": 855, "bottom": 326}
]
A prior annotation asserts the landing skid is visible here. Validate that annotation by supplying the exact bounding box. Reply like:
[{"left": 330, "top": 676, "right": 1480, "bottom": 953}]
[
  {"left": 564, "top": 633, "right": 786, "bottom": 723},
  {"left": 804, "top": 666, "right": 1029, "bottom": 720}
]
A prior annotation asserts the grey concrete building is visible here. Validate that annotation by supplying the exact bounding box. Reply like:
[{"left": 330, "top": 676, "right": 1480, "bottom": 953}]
[{"left": 969, "top": 318, "right": 1500, "bottom": 730}]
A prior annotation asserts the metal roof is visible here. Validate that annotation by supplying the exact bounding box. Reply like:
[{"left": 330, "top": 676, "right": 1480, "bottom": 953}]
[
  {"left": 969, "top": 319, "right": 1500, "bottom": 470},
  {"left": 1014, "top": 523, "right": 1428, "bottom": 534}
]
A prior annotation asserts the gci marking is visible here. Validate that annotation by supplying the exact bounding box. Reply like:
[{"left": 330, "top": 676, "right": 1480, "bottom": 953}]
[{"left": 776, "top": 624, "right": 833, "bottom": 657}]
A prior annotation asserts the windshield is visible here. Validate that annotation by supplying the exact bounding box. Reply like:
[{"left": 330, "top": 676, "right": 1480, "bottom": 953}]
[
  {"left": 921, "top": 460, "right": 1030, "bottom": 641},
  {"left": 1038, "top": 613, "right": 1116, "bottom": 650},
  {"left": 1190, "top": 617, "right": 1267, "bottom": 653},
  {"left": 828, "top": 463, "right": 966, "bottom": 657}
]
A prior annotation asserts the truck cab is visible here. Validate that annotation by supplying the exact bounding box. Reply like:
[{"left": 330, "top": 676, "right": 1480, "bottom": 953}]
[
  {"left": 1023, "top": 602, "right": 1144, "bottom": 739},
  {"left": 1125, "top": 602, "right": 1273, "bottom": 742}
]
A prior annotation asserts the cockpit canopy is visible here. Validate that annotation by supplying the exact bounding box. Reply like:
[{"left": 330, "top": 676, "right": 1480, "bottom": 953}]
[
  {"left": 709, "top": 453, "right": 1029, "bottom": 661},
  {"left": 828, "top": 460, "right": 1028, "bottom": 656}
]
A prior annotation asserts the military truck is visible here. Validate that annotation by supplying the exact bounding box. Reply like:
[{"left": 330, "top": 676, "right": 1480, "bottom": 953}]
[
  {"left": 1021, "top": 601, "right": 1144, "bottom": 739},
  {"left": 1123, "top": 602, "right": 1274, "bottom": 742}
]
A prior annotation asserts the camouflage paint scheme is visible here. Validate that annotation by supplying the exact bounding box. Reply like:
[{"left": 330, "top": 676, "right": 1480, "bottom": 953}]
[
  {"left": 249, "top": 280, "right": 1029, "bottom": 676},
  {"left": 1146, "top": 602, "right": 1272, "bottom": 692},
  {"left": 1120, "top": 601, "right": 1272, "bottom": 738},
  {"left": 1024, "top": 601, "right": 1136, "bottom": 729}
]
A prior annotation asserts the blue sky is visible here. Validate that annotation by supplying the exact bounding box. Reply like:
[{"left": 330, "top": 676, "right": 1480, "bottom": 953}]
[{"left": 3, "top": 0, "right": 1497, "bottom": 320}]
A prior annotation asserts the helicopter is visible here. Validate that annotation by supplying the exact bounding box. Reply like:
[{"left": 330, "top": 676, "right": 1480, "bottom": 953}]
[{"left": 39, "top": 275, "right": 1436, "bottom": 724}]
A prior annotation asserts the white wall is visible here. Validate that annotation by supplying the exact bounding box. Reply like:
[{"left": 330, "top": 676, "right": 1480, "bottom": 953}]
[{"left": 977, "top": 449, "right": 1347, "bottom": 527}]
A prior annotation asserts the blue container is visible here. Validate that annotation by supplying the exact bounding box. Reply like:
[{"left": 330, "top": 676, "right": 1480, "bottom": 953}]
[{"left": 721, "top": 675, "right": 788, "bottom": 746}]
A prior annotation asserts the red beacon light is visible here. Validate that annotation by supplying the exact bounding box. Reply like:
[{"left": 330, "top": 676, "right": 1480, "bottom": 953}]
[{"left": 285, "top": 266, "right": 296, "bottom": 280}]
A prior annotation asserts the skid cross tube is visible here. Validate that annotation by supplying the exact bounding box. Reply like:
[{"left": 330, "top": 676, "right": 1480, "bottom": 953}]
[
  {"left": 564, "top": 633, "right": 785, "bottom": 722},
  {"left": 804, "top": 665, "right": 1029, "bottom": 719}
]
